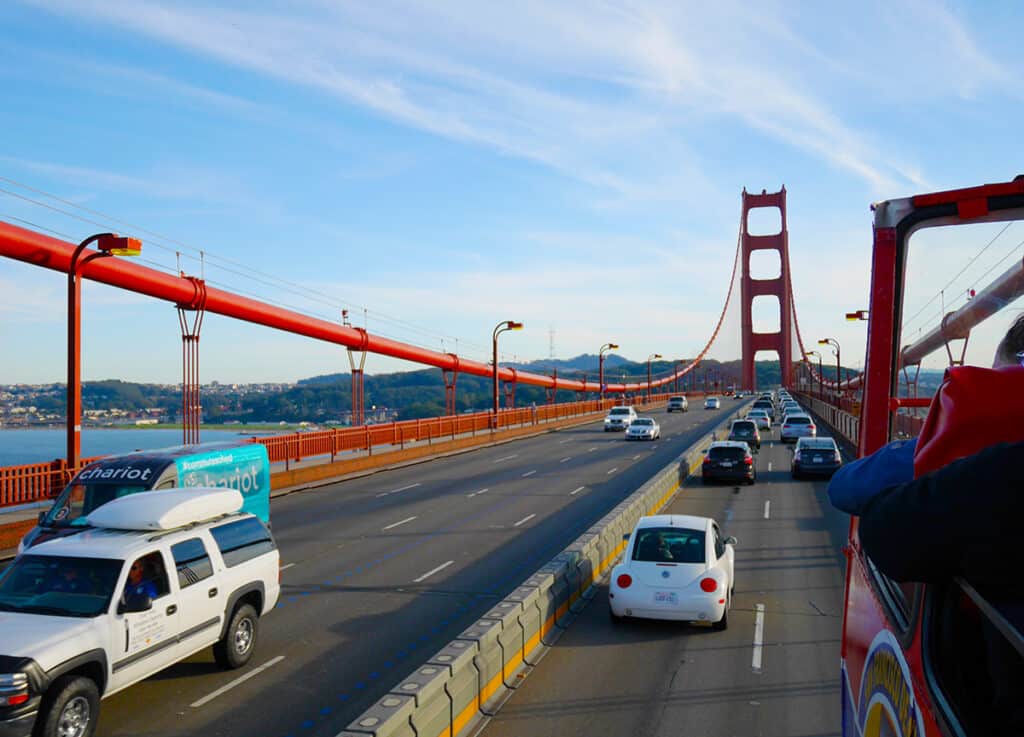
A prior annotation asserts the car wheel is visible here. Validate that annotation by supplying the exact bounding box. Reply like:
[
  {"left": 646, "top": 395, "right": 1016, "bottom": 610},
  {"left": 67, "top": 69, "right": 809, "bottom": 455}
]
[
  {"left": 712, "top": 602, "right": 729, "bottom": 631},
  {"left": 37, "top": 675, "right": 100, "bottom": 737},
  {"left": 214, "top": 603, "right": 259, "bottom": 669}
]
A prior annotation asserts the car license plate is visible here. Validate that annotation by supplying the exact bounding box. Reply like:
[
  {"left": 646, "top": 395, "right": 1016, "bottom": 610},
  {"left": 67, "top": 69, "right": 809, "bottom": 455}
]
[
  {"left": 813, "top": 457, "right": 823, "bottom": 463},
  {"left": 721, "top": 461, "right": 733, "bottom": 467},
  {"left": 654, "top": 591, "right": 678, "bottom": 604}
]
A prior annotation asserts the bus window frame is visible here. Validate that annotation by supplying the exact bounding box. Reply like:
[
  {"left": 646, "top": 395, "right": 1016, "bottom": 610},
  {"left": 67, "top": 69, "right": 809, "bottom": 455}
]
[
  {"left": 856, "top": 182, "right": 1024, "bottom": 737},
  {"left": 859, "top": 536, "right": 921, "bottom": 644}
]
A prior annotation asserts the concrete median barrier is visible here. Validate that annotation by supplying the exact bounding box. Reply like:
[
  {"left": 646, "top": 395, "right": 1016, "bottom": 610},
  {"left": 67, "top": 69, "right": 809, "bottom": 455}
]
[
  {"left": 340, "top": 693, "right": 417, "bottom": 737},
  {"left": 340, "top": 402, "right": 748, "bottom": 737},
  {"left": 428, "top": 640, "right": 478, "bottom": 737}
]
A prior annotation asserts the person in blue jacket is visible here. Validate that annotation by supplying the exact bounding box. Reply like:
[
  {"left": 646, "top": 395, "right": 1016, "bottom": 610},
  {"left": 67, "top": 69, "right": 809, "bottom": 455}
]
[
  {"left": 827, "top": 314, "right": 1024, "bottom": 515},
  {"left": 123, "top": 557, "right": 159, "bottom": 601}
]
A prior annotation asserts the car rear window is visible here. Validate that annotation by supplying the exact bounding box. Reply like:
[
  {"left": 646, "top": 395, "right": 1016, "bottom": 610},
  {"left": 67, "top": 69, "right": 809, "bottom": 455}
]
[
  {"left": 787, "top": 416, "right": 811, "bottom": 425},
  {"left": 210, "top": 517, "right": 276, "bottom": 568},
  {"left": 708, "top": 446, "right": 746, "bottom": 460},
  {"left": 731, "top": 421, "right": 756, "bottom": 434},
  {"left": 632, "top": 527, "right": 705, "bottom": 564},
  {"left": 800, "top": 439, "right": 834, "bottom": 450}
]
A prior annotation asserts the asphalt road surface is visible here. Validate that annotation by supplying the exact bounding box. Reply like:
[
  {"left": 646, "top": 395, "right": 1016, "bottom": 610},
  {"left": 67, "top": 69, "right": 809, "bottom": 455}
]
[
  {"left": 479, "top": 432, "right": 850, "bottom": 737},
  {"left": 96, "top": 403, "right": 745, "bottom": 737}
]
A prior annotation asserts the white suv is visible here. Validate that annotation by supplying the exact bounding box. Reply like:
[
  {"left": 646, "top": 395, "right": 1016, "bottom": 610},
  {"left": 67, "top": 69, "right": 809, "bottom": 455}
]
[
  {"left": 603, "top": 405, "right": 638, "bottom": 431},
  {"left": 0, "top": 488, "right": 280, "bottom": 737}
]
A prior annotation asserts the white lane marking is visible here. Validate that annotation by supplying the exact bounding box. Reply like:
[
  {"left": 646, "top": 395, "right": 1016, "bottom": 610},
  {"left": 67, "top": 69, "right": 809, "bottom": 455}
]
[
  {"left": 768, "top": 461, "right": 773, "bottom": 472},
  {"left": 494, "top": 454, "right": 519, "bottom": 463},
  {"left": 279, "top": 563, "right": 295, "bottom": 571},
  {"left": 752, "top": 604, "right": 765, "bottom": 673},
  {"left": 570, "top": 486, "right": 585, "bottom": 496},
  {"left": 607, "top": 467, "right": 618, "bottom": 475},
  {"left": 383, "top": 516, "right": 417, "bottom": 531},
  {"left": 376, "top": 482, "right": 421, "bottom": 498},
  {"left": 632, "top": 454, "right": 642, "bottom": 460},
  {"left": 414, "top": 560, "right": 454, "bottom": 583},
  {"left": 560, "top": 457, "right": 572, "bottom": 463},
  {"left": 558, "top": 439, "right": 571, "bottom": 444},
  {"left": 467, "top": 488, "right": 489, "bottom": 498},
  {"left": 513, "top": 514, "right": 536, "bottom": 527},
  {"left": 191, "top": 656, "right": 285, "bottom": 708},
  {"left": 522, "top": 469, "right": 537, "bottom": 477},
  {"left": 588, "top": 447, "right": 598, "bottom": 452},
  {"left": 763, "top": 501, "right": 771, "bottom": 519}
]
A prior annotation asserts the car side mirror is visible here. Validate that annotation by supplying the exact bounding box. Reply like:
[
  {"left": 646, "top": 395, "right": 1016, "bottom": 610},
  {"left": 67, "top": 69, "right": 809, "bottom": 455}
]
[
  {"left": 724, "top": 536, "right": 738, "bottom": 546},
  {"left": 622, "top": 533, "right": 631, "bottom": 541},
  {"left": 37, "top": 511, "right": 46, "bottom": 525},
  {"left": 119, "top": 592, "right": 153, "bottom": 615}
]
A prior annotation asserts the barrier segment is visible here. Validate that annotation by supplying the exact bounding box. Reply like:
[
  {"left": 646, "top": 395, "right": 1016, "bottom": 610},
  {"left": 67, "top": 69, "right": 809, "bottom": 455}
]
[
  {"left": 338, "top": 403, "right": 748, "bottom": 737},
  {"left": 455, "top": 619, "right": 505, "bottom": 713},
  {"left": 341, "top": 693, "right": 416, "bottom": 737},
  {"left": 391, "top": 664, "right": 453, "bottom": 737},
  {"left": 481, "top": 601, "right": 527, "bottom": 688},
  {"left": 428, "top": 641, "right": 479, "bottom": 737}
]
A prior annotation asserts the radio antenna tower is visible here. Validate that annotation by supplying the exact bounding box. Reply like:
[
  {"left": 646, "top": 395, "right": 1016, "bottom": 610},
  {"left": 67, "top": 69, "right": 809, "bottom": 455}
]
[{"left": 548, "top": 326, "right": 556, "bottom": 361}]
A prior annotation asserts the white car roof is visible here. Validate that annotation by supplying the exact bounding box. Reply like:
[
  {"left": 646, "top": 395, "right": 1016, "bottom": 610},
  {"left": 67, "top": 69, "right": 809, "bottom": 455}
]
[
  {"left": 20, "top": 512, "right": 248, "bottom": 560},
  {"left": 87, "top": 488, "right": 243, "bottom": 531},
  {"left": 634, "top": 514, "right": 710, "bottom": 531}
]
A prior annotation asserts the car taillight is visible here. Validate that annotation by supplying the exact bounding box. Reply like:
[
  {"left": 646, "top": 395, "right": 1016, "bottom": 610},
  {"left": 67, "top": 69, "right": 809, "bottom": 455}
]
[
  {"left": 834, "top": 452, "right": 841, "bottom": 462},
  {"left": 699, "top": 578, "right": 717, "bottom": 593},
  {"left": 617, "top": 574, "right": 633, "bottom": 589},
  {"left": 702, "top": 457, "right": 711, "bottom": 464},
  {"left": 783, "top": 424, "right": 791, "bottom": 430},
  {"left": 5, "top": 693, "right": 28, "bottom": 706},
  {"left": 808, "top": 425, "right": 816, "bottom": 431},
  {"left": 743, "top": 456, "right": 753, "bottom": 465}
]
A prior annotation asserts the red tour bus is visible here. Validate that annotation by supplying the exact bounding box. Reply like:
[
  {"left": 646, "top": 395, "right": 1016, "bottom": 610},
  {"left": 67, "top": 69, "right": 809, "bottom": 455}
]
[{"left": 841, "top": 176, "right": 1024, "bottom": 737}]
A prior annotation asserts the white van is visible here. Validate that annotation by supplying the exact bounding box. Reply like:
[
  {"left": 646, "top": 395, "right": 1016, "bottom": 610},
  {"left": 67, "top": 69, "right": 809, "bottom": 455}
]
[
  {"left": 603, "top": 406, "right": 638, "bottom": 431},
  {"left": 0, "top": 488, "right": 280, "bottom": 737}
]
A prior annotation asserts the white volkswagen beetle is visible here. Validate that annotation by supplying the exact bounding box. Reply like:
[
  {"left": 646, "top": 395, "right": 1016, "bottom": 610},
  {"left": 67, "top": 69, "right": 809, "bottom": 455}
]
[{"left": 609, "top": 514, "right": 736, "bottom": 628}]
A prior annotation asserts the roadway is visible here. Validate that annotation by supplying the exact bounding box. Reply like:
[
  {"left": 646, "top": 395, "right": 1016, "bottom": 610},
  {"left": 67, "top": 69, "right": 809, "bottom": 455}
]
[
  {"left": 479, "top": 431, "right": 850, "bottom": 737},
  {"left": 96, "top": 401, "right": 742, "bottom": 737}
]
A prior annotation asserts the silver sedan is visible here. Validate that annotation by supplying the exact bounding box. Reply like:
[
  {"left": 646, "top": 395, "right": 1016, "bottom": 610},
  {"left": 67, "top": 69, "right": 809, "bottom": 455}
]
[{"left": 625, "top": 417, "right": 661, "bottom": 440}]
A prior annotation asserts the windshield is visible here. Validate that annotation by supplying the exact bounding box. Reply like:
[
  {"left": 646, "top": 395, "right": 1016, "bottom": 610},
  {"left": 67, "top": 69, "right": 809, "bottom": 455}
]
[
  {"left": 0, "top": 555, "right": 124, "bottom": 618},
  {"left": 610, "top": 408, "right": 631, "bottom": 416},
  {"left": 633, "top": 419, "right": 654, "bottom": 426},
  {"left": 632, "top": 527, "right": 705, "bottom": 564},
  {"left": 43, "top": 483, "right": 150, "bottom": 528},
  {"left": 669, "top": 397, "right": 684, "bottom": 402}
]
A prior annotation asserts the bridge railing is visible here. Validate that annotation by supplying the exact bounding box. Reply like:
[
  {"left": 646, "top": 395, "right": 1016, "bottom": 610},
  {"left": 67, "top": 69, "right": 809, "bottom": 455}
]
[{"left": 0, "top": 389, "right": 710, "bottom": 508}]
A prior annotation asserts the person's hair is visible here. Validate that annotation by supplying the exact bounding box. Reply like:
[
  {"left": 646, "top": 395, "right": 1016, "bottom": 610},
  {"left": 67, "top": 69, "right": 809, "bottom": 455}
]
[{"left": 994, "top": 313, "right": 1024, "bottom": 366}]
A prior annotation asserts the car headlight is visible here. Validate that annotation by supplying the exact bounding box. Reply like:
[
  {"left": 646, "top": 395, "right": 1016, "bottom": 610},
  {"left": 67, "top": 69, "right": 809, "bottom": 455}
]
[{"left": 0, "top": 673, "right": 30, "bottom": 706}]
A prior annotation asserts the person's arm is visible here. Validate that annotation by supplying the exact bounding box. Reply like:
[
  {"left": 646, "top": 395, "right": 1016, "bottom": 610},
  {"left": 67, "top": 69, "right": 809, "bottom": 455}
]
[
  {"left": 826, "top": 438, "right": 917, "bottom": 515},
  {"left": 859, "top": 441, "right": 1024, "bottom": 585}
]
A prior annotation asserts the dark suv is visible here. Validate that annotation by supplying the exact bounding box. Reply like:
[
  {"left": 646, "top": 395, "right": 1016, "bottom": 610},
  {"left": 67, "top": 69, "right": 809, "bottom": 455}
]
[
  {"left": 701, "top": 441, "right": 756, "bottom": 485},
  {"left": 727, "top": 419, "right": 761, "bottom": 450}
]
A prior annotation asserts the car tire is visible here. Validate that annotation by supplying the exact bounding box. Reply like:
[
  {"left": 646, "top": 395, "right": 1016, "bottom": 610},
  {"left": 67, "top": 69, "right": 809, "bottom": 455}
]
[
  {"left": 712, "top": 602, "right": 729, "bottom": 631},
  {"left": 37, "top": 675, "right": 100, "bottom": 737},
  {"left": 214, "top": 603, "right": 259, "bottom": 670}
]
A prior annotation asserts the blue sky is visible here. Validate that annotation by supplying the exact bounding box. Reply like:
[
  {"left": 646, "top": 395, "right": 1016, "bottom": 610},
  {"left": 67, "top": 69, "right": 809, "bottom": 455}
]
[{"left": 1, "top": 0, "right": 1021, "bottom": 384}]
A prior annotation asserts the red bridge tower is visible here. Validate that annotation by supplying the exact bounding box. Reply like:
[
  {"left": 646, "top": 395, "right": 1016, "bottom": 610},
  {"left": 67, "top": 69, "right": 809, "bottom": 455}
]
[{"left": 740, "top": 187, "right": 793, "bottom": 391}]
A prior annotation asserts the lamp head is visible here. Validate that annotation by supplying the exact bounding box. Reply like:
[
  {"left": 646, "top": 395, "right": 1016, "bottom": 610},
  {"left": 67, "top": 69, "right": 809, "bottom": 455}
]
[
  {"left": 507, "top": 321, "right": 523, "bottom": 330},
  {"left": 97, "top": 235, "right": 142, "bottom": 257},
  {"left": 817, "top": 339, "right": 829, "bottom": 346}
]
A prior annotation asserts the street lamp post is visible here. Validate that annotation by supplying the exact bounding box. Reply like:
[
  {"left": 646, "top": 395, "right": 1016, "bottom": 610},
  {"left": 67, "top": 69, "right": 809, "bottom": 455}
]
[
  {"left": 492, "top": 320, "right": 523, "bottom": 428},
  {"left": 67, "top": 233, "right": 142, "bottom": 473},
  {"left": 599, "top": 343, "right": 619, "bottom": 401},
  {"left": 646, "top": 353, "right": 662, "bottom": 402},
  {"left": 818, "top": 338, "right": 841, "bottom": 393},
  {"left": 805, "top": 350, "right": 823, "bottom": 399}
]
